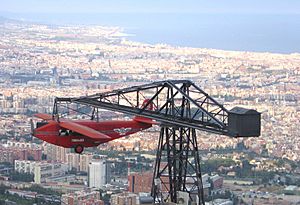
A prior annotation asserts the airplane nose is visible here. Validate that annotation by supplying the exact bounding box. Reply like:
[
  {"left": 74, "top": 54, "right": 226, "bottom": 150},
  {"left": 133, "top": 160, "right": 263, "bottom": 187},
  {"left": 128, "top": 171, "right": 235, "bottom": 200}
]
[
  {"left": 34, "top": 132, "right": 43, "bottom": 140},
  {"left": 34, "top": 132, "right": 50, "bottom": 143}
]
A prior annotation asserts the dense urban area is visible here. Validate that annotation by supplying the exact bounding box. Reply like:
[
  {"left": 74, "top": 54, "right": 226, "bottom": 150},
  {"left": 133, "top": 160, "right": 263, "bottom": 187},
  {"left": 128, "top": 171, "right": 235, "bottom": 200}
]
[{"left": 0, "top": 17, "right": 300, "bottom": 205}]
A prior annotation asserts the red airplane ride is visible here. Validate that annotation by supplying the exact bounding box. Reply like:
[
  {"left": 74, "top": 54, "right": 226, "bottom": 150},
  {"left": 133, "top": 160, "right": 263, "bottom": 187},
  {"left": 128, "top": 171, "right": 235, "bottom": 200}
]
[{"left": 32, "top": 100, "right": 156, "bottom": 154}]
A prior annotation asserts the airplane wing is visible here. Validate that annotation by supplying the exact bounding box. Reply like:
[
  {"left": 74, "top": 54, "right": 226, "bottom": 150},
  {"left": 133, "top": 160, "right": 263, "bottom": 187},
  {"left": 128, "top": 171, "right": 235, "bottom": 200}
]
[
  {"left": 59, "top": 121, "right": 111, "bottom": 140},
  {"left": 34, "top": 113, "right": 53, "bottom": 120}
]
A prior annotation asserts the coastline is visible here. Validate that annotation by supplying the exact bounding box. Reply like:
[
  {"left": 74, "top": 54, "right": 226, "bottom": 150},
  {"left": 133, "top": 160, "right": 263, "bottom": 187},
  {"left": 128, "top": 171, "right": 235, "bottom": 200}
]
[{"left": 1, "top": 12, "right": 300, "bottom": 54}]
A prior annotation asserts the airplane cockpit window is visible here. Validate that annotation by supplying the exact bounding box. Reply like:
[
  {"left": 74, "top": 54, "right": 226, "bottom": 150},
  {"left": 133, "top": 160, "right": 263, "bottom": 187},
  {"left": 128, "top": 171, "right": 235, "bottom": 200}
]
[{"left": 59, "top": 129, "right": 72, "bottom": 136}]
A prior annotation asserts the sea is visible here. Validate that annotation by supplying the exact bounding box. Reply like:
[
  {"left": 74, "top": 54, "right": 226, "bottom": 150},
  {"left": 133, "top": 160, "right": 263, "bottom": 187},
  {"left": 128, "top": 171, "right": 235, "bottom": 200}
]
[{"left": 1, "top": 12, "right": 300, "bottom": 54}]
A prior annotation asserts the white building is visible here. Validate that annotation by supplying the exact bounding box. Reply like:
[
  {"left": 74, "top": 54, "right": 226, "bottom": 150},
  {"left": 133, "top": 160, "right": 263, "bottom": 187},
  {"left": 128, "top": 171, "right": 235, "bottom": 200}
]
[
  {"left": 14, "top": 160, "right": 36, "bottom": 173},
  {"left": 14, "top": 160, "right": 67, "bottom": 184},
  {"left": 88, "top": 158, "right": 106, "bottom": 189}
]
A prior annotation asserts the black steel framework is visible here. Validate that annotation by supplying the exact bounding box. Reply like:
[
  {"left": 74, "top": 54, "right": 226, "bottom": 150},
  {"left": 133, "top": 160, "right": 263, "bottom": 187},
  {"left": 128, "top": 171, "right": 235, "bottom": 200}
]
[
  {"left": 51, "top": 80, "right": 239, "bottom": 204},
  {"left": 152, "top": 127, "right": 205, "bottom": 204}
]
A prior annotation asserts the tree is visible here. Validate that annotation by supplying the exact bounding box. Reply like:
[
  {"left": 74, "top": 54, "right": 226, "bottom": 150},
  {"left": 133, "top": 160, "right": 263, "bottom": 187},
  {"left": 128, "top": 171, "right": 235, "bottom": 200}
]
[
  {"left": 10, "top": 172, "right": 34, "bottom": 182},
  {"left": 24, "top": 184, "right": 61, "bottom": 196},
  {"left": 0, "top": 185, "right": 8, "bottom": 194}
]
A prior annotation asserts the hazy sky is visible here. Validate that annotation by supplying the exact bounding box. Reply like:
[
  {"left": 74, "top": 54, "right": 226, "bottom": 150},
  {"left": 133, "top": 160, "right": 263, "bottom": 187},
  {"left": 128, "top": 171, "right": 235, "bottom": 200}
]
[{"left": 0, "top": 0, "right": 299, "bottom": 14}]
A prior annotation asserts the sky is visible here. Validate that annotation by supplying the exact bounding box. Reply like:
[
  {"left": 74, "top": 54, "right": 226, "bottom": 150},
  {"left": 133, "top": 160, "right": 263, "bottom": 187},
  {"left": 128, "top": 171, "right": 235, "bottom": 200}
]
[{"left": 0, "top": 0, "right": 300, "bottom": 15}]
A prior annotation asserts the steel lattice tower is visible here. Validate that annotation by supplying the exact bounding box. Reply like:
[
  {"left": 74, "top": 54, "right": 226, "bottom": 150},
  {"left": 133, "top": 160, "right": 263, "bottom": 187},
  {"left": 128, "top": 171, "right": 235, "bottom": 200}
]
[{"left": 152, "top": 127, "right": 205, "bottom": 204}]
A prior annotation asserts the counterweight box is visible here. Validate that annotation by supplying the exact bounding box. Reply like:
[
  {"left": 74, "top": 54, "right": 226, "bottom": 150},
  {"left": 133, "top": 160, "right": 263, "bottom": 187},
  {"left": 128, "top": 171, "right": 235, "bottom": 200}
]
[{"left": 228, "top": 107, "right": 261, "bottom": 137}]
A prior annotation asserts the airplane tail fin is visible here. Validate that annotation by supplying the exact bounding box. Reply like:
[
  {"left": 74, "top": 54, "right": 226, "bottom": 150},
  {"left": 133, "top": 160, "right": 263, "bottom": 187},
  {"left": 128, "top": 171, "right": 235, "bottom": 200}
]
[{"left": 133, "top": 99, "right": 158, "bottom": 125}]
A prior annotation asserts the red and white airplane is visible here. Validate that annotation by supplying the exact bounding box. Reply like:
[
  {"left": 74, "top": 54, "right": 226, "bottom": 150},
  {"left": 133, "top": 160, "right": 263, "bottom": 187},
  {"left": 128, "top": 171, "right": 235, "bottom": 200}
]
[{"left": 32, "top": 100, "right": 157, "bottom": 154}]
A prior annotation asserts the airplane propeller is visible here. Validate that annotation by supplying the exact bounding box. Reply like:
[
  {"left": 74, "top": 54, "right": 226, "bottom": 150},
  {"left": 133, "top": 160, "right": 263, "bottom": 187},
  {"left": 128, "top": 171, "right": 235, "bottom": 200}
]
[{"left": 30, "top": 119, "right": 34, "bottom": 135}]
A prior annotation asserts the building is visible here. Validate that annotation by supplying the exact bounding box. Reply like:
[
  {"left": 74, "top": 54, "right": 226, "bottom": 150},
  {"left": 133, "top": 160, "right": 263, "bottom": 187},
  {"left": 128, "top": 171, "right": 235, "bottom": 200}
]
[
  {"left": 7, "top": 189, "right": 37, "bottom": 199},
  {"left": 88, "top": 157, "right": 106, "bottom": 189},
  {"left": 210, "top": 175, "right": 224, "bottom": 189},
  {"left": 44, "top": 144, "right": 97, "bottom": 172},
  {"left": 6, "top": 141, "right": 42, "bottom": 161},
  {"left": 138, "top": 193, "right": 154, "bottom": 205},
  {"left": 80, "top": 153, "right": 94, "bottom": 172},
  {"left": 44, "top": 143, "right": 70, "bottom": 163},
  {"left": 0, "top": 143, "right": 42, "bottom": 163},
  {"left": 14, "top": 160, "right": 35, "bottom": 173},
  {"left": 61, "top": 189, "right": 104, "bottom": 205},
  {"left": 14, "top": 160, "right": 67, "bottom": 184},
  {"left": 66, "top": 153, "right": 94, "bottom": 172},
  {"left": 283, "top": 185, "right": 300, "bottom": 195},
  {"left": 0, "top": 147, "right": 23, "bottom": 163},
  {"left": 6, "top": 141, "right": 37, "bottom": 149},
  {"left": 67, "top": 153, "right": 80, "bottom": 171},
  {"left": 111, "top": 192, "right": 138, "bottom": 205},
  {"left": 128, "top": 171, "right": 153, "bottom": 193},
  {"left": 199, "top": 174, "right": 211, "bottom": 197}
]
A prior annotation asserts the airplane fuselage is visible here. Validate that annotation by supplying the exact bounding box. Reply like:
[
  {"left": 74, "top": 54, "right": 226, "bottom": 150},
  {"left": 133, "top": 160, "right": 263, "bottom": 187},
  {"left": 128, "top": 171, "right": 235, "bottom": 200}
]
[{"left": 34, "top": 119, "right": 151, "bottom": 149}]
